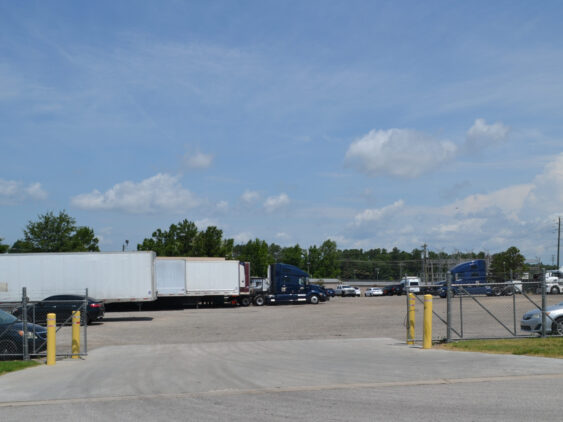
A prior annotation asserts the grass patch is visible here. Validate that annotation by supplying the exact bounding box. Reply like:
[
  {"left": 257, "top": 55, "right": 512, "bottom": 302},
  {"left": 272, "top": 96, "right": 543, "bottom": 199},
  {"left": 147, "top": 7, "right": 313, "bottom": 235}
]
[
  {"left": 0, "top": 360, "right": 41, "bottom": 375},
  {"left": 438, "top": 337, "right": 563, "bottom": 358}
]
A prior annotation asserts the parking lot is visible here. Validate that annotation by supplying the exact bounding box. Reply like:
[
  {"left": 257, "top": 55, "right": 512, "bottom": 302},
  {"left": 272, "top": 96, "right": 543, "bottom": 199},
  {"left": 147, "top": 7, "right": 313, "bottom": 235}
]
[{"left": 83, "top": 293, "right": 563, "bottom": 350}]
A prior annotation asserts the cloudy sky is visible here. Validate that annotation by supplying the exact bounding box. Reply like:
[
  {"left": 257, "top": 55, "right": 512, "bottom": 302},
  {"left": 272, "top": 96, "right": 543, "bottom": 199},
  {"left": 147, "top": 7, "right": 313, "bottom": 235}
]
[{"left": 1, "top": 1, "right": 562, "bottom": 263}]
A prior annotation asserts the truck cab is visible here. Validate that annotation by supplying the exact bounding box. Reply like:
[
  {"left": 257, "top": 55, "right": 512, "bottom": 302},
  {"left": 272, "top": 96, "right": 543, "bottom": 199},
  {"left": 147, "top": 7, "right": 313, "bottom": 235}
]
[
  {"left": 400, "top": 276, "right": 421, "bottom": 294},
  {"left": 439, "top": 259, "right": 492, "bottom": 297},
  {"left": 544, "top": 268, "right": 563, "bottom": 294},
  {"left": 266, "top": 263, "right": 326, "bottom": 305}
]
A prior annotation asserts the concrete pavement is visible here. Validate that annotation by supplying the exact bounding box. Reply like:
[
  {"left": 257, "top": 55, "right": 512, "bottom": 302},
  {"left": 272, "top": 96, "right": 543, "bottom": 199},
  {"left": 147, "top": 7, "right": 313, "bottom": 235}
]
[{"left": 1, "top": 337, "right": 563, "bottom": 420}]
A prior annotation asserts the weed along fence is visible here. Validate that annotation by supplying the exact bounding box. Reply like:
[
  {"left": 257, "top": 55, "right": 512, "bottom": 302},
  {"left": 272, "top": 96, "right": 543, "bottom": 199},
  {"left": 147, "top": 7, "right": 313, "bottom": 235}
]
[
  {"left": 0, "top": 288, "right": 89, "bottom": 361},
  {"left": 405, "top": 281, "right": 563, "bottom": 343}
]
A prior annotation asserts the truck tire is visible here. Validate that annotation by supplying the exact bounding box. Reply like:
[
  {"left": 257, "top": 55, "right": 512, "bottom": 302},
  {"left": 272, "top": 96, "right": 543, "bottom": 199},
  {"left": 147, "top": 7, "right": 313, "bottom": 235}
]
[
  {"left": 309, "top": 295, "right": 319, "bottom": 305},
  {"left": 239, "top": 296, "right": 251, "bottom": 307},
  {"left": 550, "top": 286, "right": 560, "bottom": 295},
  {"left": 492, "top": 287, "right": 502, "bottom": 296},
  {"left": 253, "top": 295, "right": 265, "bottom": 306},
  {"left": 551, "top": 317, "right": 563, "bottom": 335}
]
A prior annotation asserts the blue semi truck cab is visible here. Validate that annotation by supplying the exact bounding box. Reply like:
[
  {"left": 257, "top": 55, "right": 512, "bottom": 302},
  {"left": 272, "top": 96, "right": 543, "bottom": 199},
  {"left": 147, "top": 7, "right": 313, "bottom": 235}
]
[
  {"left": 439, "top": 259, "right": 492, "bottom": 298},
  {"left": 250, "top": 263, "right": 327, "bottom": 305}
]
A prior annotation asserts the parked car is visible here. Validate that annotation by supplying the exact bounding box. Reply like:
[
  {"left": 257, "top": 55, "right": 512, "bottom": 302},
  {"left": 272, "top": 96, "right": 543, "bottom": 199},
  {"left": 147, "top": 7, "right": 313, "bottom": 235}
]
[
  {"left": 324, "top": 288, "right": 336, "bottom": 297},
  {"left": 520, "top": 301, "right": 563, "bottom": 335},
  {"left": 384, "top": 284, "right": 404, "bottom": 296},
  {"left": 0, "top": 309, "right": 47, "bottom": 359},
  {"left": 335, "top": 285, "right": 357, "bottom": 297},
  {"left": 13, "top": 294, "right": 105, "bottom": 325},
  {"left": 353, "top": 286, "right": 361, "bottom": 296},
  {"left": 365, "top": 287, "right": 383, "bottom": 297}
]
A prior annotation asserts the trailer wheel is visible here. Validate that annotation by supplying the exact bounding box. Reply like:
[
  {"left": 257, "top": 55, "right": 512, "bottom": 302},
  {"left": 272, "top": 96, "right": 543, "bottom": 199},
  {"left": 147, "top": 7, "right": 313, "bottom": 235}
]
[
  {"left": 551, "top": 317, "right": 563, "bottom": 335},
  {"left": 239, "top": 296, "right": 251, "bottom": 307},
  {"left": 253, "top": 295, "right": 265, "bottom": 306},
  {"left": 309, "top": 295, "right": 319, "bottom": 305},
  {"left": 550, "top": 286, "right": 560, "bottom": 295}
]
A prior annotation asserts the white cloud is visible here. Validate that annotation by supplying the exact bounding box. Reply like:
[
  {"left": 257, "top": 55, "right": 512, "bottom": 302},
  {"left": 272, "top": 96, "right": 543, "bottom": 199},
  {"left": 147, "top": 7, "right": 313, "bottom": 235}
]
[
  {"left": 184, "top": 151, "right": 213, "bottom": 169},
  {"left": 233, "top": 232, "right": 253, "bottom": 243},
  {"left": 241, "top": 190, "right": 260, "bottom": 203},
  {"left": 216, "top": 200, "right": 229, "bottom": 212},
  {"left": 264, "top": 193, "right": 290, "bottom": 213},
  {"left": 0, "top": 179, "right": 47, "bottom": 204},
  {"left": 71, "top": 173, "right": 200, "bottom": 214},
  {"left": 354, "top": 200, "right": 405, "bottom": 226},
  {"left": 345, "top": 129, "right": 457, "bottom": 178},
  {"left": 276, "top": 232, "right": 290, "bottom": 240},
  {"left": 465, "top": 118, "right": 510, "bottom": 150}
]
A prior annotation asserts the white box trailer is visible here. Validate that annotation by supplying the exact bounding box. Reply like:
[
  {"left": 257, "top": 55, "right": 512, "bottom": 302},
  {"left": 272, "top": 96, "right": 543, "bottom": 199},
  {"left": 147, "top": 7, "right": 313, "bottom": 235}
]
[
  {"left": 155, "top": 257, "right": 250, "bottom": 305},
  {"left": 0, "top": 251, "right": 156, "bottom": 303}
]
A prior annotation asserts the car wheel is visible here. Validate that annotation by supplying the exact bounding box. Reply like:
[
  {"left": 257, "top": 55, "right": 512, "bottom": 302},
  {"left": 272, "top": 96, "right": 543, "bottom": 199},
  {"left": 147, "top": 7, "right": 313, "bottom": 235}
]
[
  {"left": 551, "top": 317, "right": 563, "bottom": 335},
  {"left": 550, "top": 286, "right": 560, "bottom": 295},
  {"left": 253, "top": 295, "right": 265, "bottom": 306},
  {"left": 0, "top": 340, "right": 18, "bottom": 360},
  {"left": 309, "top": 295, "right": 319, "bottom": 305}
]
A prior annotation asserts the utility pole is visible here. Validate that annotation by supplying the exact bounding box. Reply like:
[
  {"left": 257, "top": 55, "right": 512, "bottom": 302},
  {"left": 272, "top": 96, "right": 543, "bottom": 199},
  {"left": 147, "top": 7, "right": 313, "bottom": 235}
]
[
  {"left": 422, "top": 243, "right": 428, "bottom": 284},
  {"left": 557, "top": 217, "right": 561, "bottom": 269}
]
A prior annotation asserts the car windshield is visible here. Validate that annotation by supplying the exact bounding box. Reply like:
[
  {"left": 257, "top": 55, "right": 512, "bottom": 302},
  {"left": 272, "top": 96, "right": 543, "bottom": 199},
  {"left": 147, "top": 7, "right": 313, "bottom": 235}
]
[{"left": 0, "top": 309, "right": 18, "bottom": 324}]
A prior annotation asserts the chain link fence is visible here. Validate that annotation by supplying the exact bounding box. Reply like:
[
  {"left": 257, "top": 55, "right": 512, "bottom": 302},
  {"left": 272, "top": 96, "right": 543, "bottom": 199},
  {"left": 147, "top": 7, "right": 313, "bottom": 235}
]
[
  {"left": 408, "top": 280, "right": 563, "bottom": 342},
  {"left": 0, "top": 288, "right": 90, "bottom": 360}
]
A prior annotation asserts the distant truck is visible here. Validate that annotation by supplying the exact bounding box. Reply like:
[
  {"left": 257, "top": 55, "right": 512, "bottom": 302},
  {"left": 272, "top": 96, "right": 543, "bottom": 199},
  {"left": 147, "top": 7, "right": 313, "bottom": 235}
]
[
  {"left": 334, "top": 284, "right": 357, "bottom": 297},
  {"left": 439, "top": 259, "right": 493, "bottom": 298},
  {"left": 543, "top": 268, "right": 563, "bottom": 294},
  {"left": 399, "top": 276, "right": 421, "bottom": 294},
  {"left": 0, "top": 251, "right": 156, "bottom": 303},
  {"left": 251, "top": 263, "right": 327, "bottom": 305}
]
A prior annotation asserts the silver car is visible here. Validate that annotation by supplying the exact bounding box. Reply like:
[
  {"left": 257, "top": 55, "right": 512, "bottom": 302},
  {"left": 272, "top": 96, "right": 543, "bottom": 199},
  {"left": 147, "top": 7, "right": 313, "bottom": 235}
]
[{"left": 520, "top": 301, "right": 563, "bottom": 335}]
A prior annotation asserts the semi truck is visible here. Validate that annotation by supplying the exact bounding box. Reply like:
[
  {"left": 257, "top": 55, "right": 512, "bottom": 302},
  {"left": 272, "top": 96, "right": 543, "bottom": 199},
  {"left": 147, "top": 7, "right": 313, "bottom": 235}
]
[
  {"left": 543, "top": 267, "right": 563, "bottom": 294},
  {"left": 250, "top": 263, "right": 327, "bottom": 305},
  {"left": 155, "top": 259, "right": 326, "bottom": 306},
  {"left": 0, "top": 251, "right": 156, "bottom": 303}
]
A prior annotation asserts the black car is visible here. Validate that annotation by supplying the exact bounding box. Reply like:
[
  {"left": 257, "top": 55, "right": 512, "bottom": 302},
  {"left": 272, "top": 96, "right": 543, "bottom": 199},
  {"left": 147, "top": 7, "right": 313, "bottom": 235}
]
[
  {"left": 0, "top": 309, "right": 47, "bottom": 359},
  {"left": 382, "top": 284, "right": 403, "bottom": 296},
  {"left": 13, "top": 295, "right": 105, "bottom": 325}
]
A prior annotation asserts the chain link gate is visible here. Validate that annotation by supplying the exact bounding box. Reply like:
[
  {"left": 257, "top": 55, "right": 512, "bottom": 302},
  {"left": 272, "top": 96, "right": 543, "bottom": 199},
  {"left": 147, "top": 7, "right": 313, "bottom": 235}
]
[
  {"left": 0, "top": 288, "right": 89, "bottom": 360},
  {"left": 408, "top": 280, "right": 563, "bottom": 342}
]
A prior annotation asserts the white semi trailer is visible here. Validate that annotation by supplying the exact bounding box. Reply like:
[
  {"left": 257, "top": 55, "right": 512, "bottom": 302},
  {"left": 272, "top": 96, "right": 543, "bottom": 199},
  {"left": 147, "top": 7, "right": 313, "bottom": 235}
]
[
  {"left": 155, "top": 257, "right": 251, "bottom": 306},
  {"left": 0, "top": 251, "right": 156, "bottom": 303}
]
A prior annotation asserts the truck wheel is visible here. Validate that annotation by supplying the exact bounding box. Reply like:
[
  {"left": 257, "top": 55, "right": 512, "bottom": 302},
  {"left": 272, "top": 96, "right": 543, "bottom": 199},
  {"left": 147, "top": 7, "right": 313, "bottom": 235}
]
[
  {"left": 253, "top": 296, "right": 265, "bottom": 306},
  {"left": 239, "top": 297, "right": 251, "bottom": 307},
  {"left": 551, "top": 317, "right": 563, "bottom": 335},
  {"left": 550, "top": 286, "right": 560, "bottom": 295},
  {"left": 309, "top": 295, "right": 319, "bottom": 305}
]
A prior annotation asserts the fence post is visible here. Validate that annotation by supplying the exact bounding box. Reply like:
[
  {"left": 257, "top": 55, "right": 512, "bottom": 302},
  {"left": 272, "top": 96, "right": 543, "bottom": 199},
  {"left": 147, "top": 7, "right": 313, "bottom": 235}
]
[
  {"left": 446, "top": 278, "right": 452, "bottom": 342},
  {"left": 47, "top": 313, "right": 56, "bottom": 366},
  {"left": 541, "top": 277, "right": 547, "bottom": 338},
  {"left": 423, "top": 294, "right": 432, "bottom": 349},
  {"left": 22, "top": 287, "right": 29, "bottom": 361},
  {"left": 407, "top": 293, "right": 415, "bottom": 345},
  {"left": 84, "top": 288, "right": 88, "bottom": 355},
  {"left": 72, "top": 311, "right": 80, "bottom": 359}
]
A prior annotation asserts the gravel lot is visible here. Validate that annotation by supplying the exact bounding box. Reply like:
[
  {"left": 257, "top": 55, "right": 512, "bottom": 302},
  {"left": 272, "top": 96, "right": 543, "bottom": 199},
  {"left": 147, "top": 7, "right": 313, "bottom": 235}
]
[{"left": 82, "top": 293, "right": 562, "bottom": 350}]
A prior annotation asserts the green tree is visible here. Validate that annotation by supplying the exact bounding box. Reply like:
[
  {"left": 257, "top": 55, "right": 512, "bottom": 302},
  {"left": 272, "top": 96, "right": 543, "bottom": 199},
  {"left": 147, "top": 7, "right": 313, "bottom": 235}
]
[
  {"left": 280, "top": 244, "right": 304, "bottom": 268},
  {"left": 317, "top": 239, "right": 340, "bottom": 277},
  {"left": 137, "top": 220, "right": 233, "bottom": 258},
  {"left": 0, "top": 237, "right": 9, "bottom": 253},
  {"left": 235, "top": 239, "right": 273, "bottom": 277},
  {"left": 490, "top": 246, "right": 525, "bottom": 281},
  {"left": 11, "top": 211, "right": 99, "bottom": 252}
]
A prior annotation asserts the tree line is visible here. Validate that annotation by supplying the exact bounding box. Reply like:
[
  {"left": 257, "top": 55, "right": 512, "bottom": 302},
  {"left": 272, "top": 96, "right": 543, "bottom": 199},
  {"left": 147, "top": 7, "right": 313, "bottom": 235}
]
[{"left": 1, "top": 211, "right": 534, "bottom": 280}]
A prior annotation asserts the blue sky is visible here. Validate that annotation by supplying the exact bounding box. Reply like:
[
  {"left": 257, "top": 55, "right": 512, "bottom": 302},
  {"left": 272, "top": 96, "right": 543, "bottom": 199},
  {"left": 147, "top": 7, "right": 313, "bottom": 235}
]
[{"left": 1, "top": 1, "right": 562, "bottom": 263}]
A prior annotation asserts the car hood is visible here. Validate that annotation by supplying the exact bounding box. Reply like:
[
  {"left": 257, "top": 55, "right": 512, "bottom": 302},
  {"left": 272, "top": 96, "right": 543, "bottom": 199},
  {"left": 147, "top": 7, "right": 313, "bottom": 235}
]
[
  {"left": 523, "top": 302, "right": 563, "bottom": 318},
  {"left": 7, "top": 321, "right": 48, "bottom": 334}
]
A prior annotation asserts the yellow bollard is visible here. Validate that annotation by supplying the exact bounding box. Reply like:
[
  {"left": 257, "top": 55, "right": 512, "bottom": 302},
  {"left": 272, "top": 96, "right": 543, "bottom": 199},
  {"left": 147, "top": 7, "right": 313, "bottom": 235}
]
[
  {"left": 47, "top": 313, "right": 56, "bottom": 366},
  {"left": 72, "top": 311, "right": 80, "bottom": 359},
  {"left": 407, "top": 293, "right": 415, "bottom": 345},
  {"left": 423, "top": 294, "right": 432, "bottom": 349}
]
